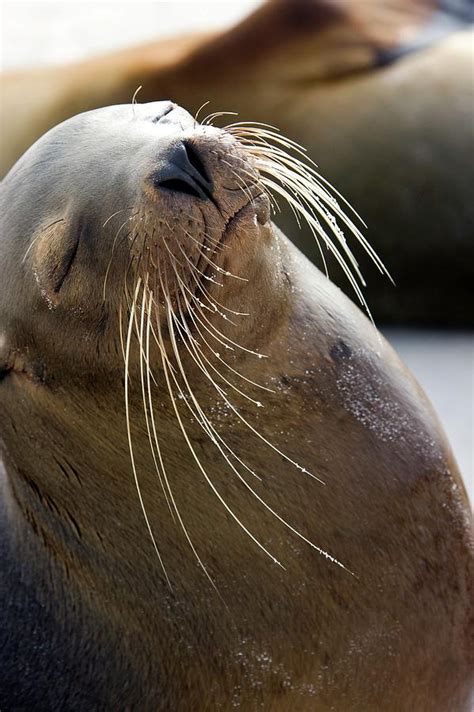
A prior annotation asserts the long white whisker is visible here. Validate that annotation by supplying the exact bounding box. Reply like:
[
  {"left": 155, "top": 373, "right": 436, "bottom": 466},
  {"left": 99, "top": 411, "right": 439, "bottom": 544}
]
[
  {"left": 124, "top": 277, "right": 171, "bottom": 587},
  {"left": 138, "top": 280, "right": 176, "bottom": 521},
  {"left": 159, "top": 277, "right": 285, "bottom": 569}
]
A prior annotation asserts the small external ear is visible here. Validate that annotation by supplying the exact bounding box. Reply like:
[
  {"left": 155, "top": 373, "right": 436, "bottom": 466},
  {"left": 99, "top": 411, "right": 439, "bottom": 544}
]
[{"left": 30, "top": 216, "right": 80, "bottom": 307}]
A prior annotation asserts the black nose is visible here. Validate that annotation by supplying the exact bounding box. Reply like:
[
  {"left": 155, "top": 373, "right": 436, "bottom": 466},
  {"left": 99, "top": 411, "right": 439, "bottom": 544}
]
[{"left": 152, "top": 141, "right": 213, "bottom": 201}]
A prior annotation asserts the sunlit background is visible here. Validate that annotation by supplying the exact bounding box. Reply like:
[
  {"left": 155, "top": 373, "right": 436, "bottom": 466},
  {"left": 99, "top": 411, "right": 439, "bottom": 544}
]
[{"left": 1, "top": 0, "right": 472, "bottom": 495}]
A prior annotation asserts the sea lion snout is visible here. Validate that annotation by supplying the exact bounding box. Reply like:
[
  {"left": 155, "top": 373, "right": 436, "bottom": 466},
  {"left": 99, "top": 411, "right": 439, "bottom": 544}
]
[
  {"left": 145, "top": 124, "right": 260, "bottom": 223},
  {"left": 151, "top": 140, "right": 214, "bottom": 203},
  {"left": 132, "top": 102, "right": 260, "bottom": 217}
]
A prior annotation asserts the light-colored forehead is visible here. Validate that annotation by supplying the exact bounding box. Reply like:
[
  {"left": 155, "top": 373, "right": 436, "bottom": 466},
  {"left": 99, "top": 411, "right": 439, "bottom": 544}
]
[
  {"left": 21, "top": 101, "right": 192, "bottom": 169},
  {"left": 72, "top": 101, "right": 189, "bottom": 139},
  {"left": 2, "top": 102, "right": 198, "bottom": 213}
]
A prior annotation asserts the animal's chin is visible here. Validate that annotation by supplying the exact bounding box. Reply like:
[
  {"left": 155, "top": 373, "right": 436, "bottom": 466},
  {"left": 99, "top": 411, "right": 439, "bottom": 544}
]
[{"left": 127, "top": 189, "right": 272, "bottom": 310}]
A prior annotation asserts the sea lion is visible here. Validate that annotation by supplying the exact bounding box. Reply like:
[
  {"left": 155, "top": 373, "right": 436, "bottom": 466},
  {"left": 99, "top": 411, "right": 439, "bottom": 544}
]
[
  {"left": 0, "top": 101, "right": 472, "bottom": 711},
  {"left": 1, "top": 0, "right": 473, "bottom": 324}
]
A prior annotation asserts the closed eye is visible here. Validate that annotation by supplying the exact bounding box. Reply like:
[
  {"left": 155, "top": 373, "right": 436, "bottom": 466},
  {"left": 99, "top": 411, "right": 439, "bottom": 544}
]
[{"left": 152, "top": 105, "right": 175, "bottom": 124}]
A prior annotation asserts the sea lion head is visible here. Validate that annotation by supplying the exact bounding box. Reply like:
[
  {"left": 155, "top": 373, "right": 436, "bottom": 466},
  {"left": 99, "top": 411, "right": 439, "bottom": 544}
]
[{"left": 0, "top": 101, "right": 285, "bottom": 382}]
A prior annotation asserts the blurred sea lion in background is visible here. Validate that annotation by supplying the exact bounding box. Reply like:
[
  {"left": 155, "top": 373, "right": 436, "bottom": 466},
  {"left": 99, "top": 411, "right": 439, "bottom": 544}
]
[{"left": 1, "top": 0, "right": 473, "bottom": 323}]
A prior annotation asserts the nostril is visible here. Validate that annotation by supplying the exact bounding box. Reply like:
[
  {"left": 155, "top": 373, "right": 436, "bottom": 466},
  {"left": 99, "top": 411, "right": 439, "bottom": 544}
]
[
  {"left": 155, "top": 177, "right": 202, "bottom": 199},
  {"left": 183, "top": 142, "right": 210, "bottom": 186},
  {"left": 150, "top": 140, "right": 216, "bottom": 203}
]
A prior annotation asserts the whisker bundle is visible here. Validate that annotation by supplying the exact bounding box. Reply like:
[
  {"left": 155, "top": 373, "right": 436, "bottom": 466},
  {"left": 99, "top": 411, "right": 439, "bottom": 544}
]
[
  {"left": 119, "top": 112, "right": 369, "bottom": 586},
  {"left": 222, "top": 119, "right": 392, "bottom": 319}
]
